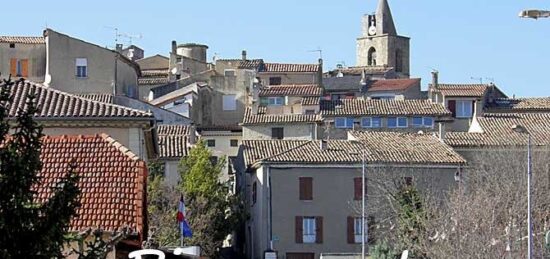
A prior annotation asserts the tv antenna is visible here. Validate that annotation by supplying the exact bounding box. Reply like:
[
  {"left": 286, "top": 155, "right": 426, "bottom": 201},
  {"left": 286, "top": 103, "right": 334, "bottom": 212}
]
[
  {"left": 470, "top": 77, "right": 483, "bottom": 84},
  {"left": 103, "top": 26, "right": 142, "bottom": 47},
  {"left": 308, "top": 47, "right": 323, "bottom": 59}
]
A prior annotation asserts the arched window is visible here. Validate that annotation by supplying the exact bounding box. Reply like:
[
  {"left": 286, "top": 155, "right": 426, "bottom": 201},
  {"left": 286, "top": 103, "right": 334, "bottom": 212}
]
[
  {"left": 368, "top": 47, "right": 377, "bottom": 66},
  {"left": 395, "top": 49, "right": 403, "bottom": 73}
]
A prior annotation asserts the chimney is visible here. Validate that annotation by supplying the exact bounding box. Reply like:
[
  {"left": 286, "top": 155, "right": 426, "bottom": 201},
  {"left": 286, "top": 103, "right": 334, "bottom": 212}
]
[
  {"left": 438, "top": 122, "right": 446, "bottom": 141},
  {"left": 242, "top": 50, "right": 247, "bottom": 61},
  {"left": 320, "top": 139, "right": 328, "bottom": 151},
  {"left": 431, "top": 70, "right": 439, "bottom": 89},
  {"left": 317, "top": 58, "right": 324, "bottom": 89},
  {"left": 171, "top": 40, "right": 177, "bottom": 54},
  {"left": 188, "top": 124, "right": 197, "bottom": 145},
  {"left": 251, "top": 101, "right": 259, "bottom": 115}
]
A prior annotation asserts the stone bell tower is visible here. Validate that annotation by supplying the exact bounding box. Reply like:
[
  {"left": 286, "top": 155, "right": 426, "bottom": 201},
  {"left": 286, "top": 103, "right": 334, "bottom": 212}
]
[{"left": 356, "top": 0, "right": 410, "bottom": 78}]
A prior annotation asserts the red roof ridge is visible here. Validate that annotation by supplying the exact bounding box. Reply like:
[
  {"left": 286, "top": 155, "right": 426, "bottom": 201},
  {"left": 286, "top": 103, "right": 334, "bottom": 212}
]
[{"left": 42, "top": 134, "right": 141, "bottom": 161}]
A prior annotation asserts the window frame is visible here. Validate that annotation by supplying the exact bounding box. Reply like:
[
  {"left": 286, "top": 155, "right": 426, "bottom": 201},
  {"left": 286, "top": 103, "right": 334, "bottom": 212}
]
[
  {"left": 271, "top": 127, "right": 284, "bottom": 140},
  {"left": 335, "top": 117, "right": 354, "bottom": 129},
  {"left": 302, "top": 217, "right": 316, "bottom": 244},
  {"left": 224, "top": 69, "right": 236, "bottom": 77},
  {"left": 222, "top": 94, "right": 237, "bottom": 111},
  {"left": 456, "top": 100, "right": 473, "bottom": 118},
  {"left": 206, "top": 139, "right": 216, "bottom": 147},
  {"left": 230, "top": 139, "right": 239, "bottom": 147},
  {"left": 269, "top": 77, "right": 282, "bottom": 85},
  {"left": 354, "top": 217, "right": 364, "bottom": 244},
  {"left": 267, "top": 97, "right": 284, "bottom": 106},
  {"left": 361, "top": 117, "right": 382, "bottom": 128},
  {"left": 75, "top": 58, "right": 88, "bottom": 78}
]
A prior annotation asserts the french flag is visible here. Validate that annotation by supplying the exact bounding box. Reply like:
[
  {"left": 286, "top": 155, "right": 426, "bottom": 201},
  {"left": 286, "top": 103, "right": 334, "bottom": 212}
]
[{"left": 177, "top": 195, "right": 193, "bottom": 238}]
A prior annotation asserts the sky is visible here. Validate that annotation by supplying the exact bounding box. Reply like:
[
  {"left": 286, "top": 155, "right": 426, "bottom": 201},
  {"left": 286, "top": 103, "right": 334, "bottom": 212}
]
[{"left": 2, "top": 0, "right": 549, "bottom": 97}]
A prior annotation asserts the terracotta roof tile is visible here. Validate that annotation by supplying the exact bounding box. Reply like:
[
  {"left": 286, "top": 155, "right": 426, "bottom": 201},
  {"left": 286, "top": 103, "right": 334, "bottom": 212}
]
[
  {"left": 261, "top": 63, "right": 319, "bottom": 73},
  {"left": 0, "top": 36, "right": 45, "bottom": 44},
  {"left": 368, "top": 78, "right": 420, "bottom": 92},
  {"left": 157, "top": 124, "right": 191, "bottom": 136},
  {"left": 36, "top": 134, "right": 146, "bottom": 237},
  {"left": 329, "top": 66, "right": 393, "bottom": 76},
  {"left": 243, "top": 132, "right": 464, "bottom": 167},
  {"left": 431, "top": 84, "right": 488, "bottom": 97},
  {"left": 238, "top": 59, "right": 264, "bottom": 69},
  {"left": 259, "top": 84, "right": 322, "bottom": 97},
  {"left": 138, "top": 77, "right": 169, "bottom": 86},
  {"left": 320, "top": 99, "right": 450, "bottom": 117},
  {"left": 242, "top": 107, "right": 323, "bottom": 125},
  {"left": 445, "top": 113, "right": 550, "bottom": 147},
  {"left": 76, "top": 93, "right": 114, "bottom": 104},
  {"left": 489, "top": 97, "right": 550, "bottom": 112},
  {"left": 4, "top": 80, "right": 153, "bottom": 119},
  {"left": 141, "top": 69, "right": 169, "bottom": 77},
  {"left": 302, "top": 96, "right": 320, "bottom": 106},
  {"left": 158, "top": 135, "right": 187, "bottom": 159}
]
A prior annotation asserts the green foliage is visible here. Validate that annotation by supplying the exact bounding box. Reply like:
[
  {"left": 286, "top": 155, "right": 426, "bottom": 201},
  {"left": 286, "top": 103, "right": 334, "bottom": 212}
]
[
  {"left": 370, "top": 241, "right": 399, "bottom": 259},
  {"left": 394, "top": 183, "right": 428, "bottom": 258},
  {"left": 179, "top": 140, "right": 244, "bottom": 257},
  {"left": 0, "top": 77, "right": 81, "bottom": 258}
]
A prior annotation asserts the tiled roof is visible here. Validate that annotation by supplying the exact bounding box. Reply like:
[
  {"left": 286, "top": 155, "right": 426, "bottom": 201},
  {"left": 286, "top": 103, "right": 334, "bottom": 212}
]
[
  {"left": 330, "top": 66, "right": 393, "bottom": 76},
  {"left": 242, "top": 107, "right": 323, "bottom": 125},
  {"left": 238, "top": 59, "right": 264, "bottom": 69},
  {"left": 243, "top": 132, "right": 465, "bottom": 167},
  {"left": 157, "top": 125, "right": 191, "bottom": 159},
  {"left": 320, "top": 99, "right": 450, "bottom": 117},
  {"left": 76, "top": 93, "right": 114, "bottom": 104},
  {"left": 261, "top": 63, "right": 319, "bottom": 73},
  {"left": 157, "top": 124, "right": 191, "bottom": 136},
  {"left": 197, "top": 125, "right": 242, "bottom": 132},
  {"left": 5, "top": 80, "right": 153, "bottom": 119},
  {"left": 349, "top": 131, "right": 466, "bottom": 165},
  {"left": 0, "top": 36, "right": 45, "bottom": 44},
  {"left": 302, "top": 96, "right": 320, "bottom": 106},
  {"left": 259, "top": 84, "right": 322, "bottom": 97},
  {"left": 37, "top": 134, "right": 146, "bottom": 236},
  {"left": 149, "top": 82, "right": 208, "bottom": 106},
  {"left": 445, "top": 113, "right": 550, "bottom": 147},
  {"left": 138, "top": 77, "right": 169, "bottom": 86},
  {"left": 141, "top": 69, "right": 169, "bottom": 77},
  {"left": 431, "top": 84, "right": 488, "bottom": 97},
  {"left": 368, "top": 78, "right": 420, "bottom": 92},
  {"left": 489, "top": 97, "right": 550, "bottom": 112}
]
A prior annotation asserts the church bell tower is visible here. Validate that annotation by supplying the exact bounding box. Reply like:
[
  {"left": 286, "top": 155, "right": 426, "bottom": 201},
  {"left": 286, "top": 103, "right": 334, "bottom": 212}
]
[{"left": 356, "top": 0, "right": 410, "bottom": 78}]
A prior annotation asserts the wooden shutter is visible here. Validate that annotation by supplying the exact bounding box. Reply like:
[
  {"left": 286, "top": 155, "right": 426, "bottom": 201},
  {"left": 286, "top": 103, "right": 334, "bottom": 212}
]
[
  {"left": 21, "top": 59, "right": 28, "bottom": 77},
  {"left": 299, "top": 177, "right": 312, "bottom": 200},
  {"left": 315, "top": 216, "right": 323, "bottom": 243},
  {"left": 295, "top": 216, "right": 303, "bottom": 243},
  {"left": 10, "top": 58, "right": 17, "bottom": 76},
  {"left": 354, "top": 178, "right": 362, "bottom": 200},
  {"left": 448, "top": 100, "right": 456, "bottom": 117},
  {"left": 347, "top": 216, "right": 355, "bottom": 244}
]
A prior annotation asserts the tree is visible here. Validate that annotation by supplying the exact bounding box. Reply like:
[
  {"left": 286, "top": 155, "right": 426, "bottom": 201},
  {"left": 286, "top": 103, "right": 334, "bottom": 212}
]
[
  {"left": 179, "top": 141, "right": 243, "bottom": 257},
  {"left": 0, "top": 77, "right": 81, "bottom": 258}
]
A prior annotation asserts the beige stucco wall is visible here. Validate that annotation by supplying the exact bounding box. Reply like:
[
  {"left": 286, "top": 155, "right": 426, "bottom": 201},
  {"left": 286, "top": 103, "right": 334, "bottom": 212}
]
[
  {"left": 243, "top": 123, "right": 316, "bottom": 140},
  {"left": 46, "top": 29, "right": 138, "bottom": 96},
  {"left": 0, "top": 42, "right": 46, "bottom": 82},
  {"left": 247, "top": 165, "right": 458, "bottom": 259}
]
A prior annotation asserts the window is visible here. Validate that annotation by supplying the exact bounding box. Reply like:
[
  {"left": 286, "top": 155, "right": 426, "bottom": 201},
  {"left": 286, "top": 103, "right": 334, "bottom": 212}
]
[
  {"left": 368, "top": 47, "right": 377, "bottom": 66},
  {"left": 206, "top": 139, "right": 216, "bottom": 147},
  {"left": 230, "top": 139, "right": 239, "bottom": 147},
  {"left": 252, "top": 182, "right": 257, "bottom": 205},
  {"left": 387, "top": 117, "right": 408, "bottom": 128},
  {"left": 299, "top": 177, "right": 313, "bottom": 200},
  {"left": 224, "top": 69, "right": 236, "bottom": 76},
  {"left": 361, "top": 117, "right": 381, "bottom": 128},
  {"left": 9, "top": 43, "right": 15, "bottom": 48},
  {"left": 209, "top": 156, "right": 218, "bottom": 165},
  {"left": 354, "top": 177, "right": 365, "bottom": 200},
  {"left": 305, "top": 109, "right": 315, "bottom": 115},
  {"left": 354, "top": 217, "right": 364, "bottom": 243},
  {"left": 222, "top": 94, "right": 237, "bottom": 111},
  {"left": 456, "top": 100, "right": 473, "bottom": 118},
  {"left": 423, "top": 117, "right": 434, "bottom": 127},
  {"left": 267, "top": 97, "right": 284, "bottom": 106},
  {"left": 296, "top": 216, "right": 322, "bottom": 244},
  {"left": 269, "top": 77, "right": 282, "bottom": 85},
  {"left": 75, "top": 58, "right": 88, "bottom": 78},
  {"left": 10, "top": 58, "right": 28, "bottom": 77},
  {"left": 335, "top": 117, "right": 354, "bottom": 129},
  {"left": 271, "top": 127, "right": 284, "bottom": 139},
  {"left": 395, "top": 49, "right": 403, "bottom": 73},
  {"left": 303, "top": 217, "right": 316, "bottom": 243},
  {"left": 413, "top": 117, "right": 433, "bottom": 128},
  {"left": 403, "top": 176, "right": 413, "bottom": 186}
]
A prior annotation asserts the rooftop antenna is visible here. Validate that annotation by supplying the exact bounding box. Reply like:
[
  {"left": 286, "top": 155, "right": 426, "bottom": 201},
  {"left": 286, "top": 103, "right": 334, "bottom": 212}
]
[
  {"left": 308, "top": 47, "right": 323, "bottom": 60},
  {"left": 485, "top": 77, "right": 495, "bottom": 84},
  {"left": 470, "top": 77, "right": 483, "bottom": 84},
  {"left": 103, "top": 26, "right": 142, "bottom": 48}
]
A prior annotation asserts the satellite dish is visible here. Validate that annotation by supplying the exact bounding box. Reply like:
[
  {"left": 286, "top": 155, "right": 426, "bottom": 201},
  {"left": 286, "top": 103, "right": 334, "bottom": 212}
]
[
  {"left": 44, "top": 74, "right": 52, "bottom": 86},
  {"left": 171, "top": 67, "right": 180, "bottom": 75}
]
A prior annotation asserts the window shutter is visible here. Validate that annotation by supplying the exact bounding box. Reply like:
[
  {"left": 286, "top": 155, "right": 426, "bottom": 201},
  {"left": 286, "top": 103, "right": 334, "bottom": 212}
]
[
  {"left": 448, "top": 100, "right": 456, "bottom": 117},
  {"left": 21, "top": 59, "right": 29, "bottom": 77},
  {"left": 315, "top": 217, "right": 323, "bottom": 243},
  {"left": 295, "top": 216, "right": 303, "bottom": 243},
  {"left": 10, "top": 58, "right": 17, "bottom": 76},
  {"left": 347, "top": 216, "right": 355, "bottom": 244},
  {"left": 354, "top": 178, "right": 362, "bottom": 200},
  {"left": 299, "top": 177, "right": 312, "bottom": 200}
]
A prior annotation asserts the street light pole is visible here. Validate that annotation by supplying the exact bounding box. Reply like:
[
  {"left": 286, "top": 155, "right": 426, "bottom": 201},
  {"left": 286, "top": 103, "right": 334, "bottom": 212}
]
[
  {"left": 361, "top": 154, "right": 366, "bottom": 259},
  {"left": 527, "top": 133, "right": 533, "bottom": 259}
]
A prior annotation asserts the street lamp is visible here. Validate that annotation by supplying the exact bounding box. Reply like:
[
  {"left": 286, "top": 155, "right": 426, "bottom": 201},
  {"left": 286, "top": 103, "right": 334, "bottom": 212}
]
[
  {"left": 519, "top": 9, "right": 550, "bottom": 19},
  {"left": 511, "top": 124, "right": 533, "bottom": 259}
]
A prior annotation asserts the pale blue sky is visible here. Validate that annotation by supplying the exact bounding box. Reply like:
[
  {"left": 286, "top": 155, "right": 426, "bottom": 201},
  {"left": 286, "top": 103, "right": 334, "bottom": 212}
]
[{"left": 3, "top": 0, "right": 549, "bottom": 97}]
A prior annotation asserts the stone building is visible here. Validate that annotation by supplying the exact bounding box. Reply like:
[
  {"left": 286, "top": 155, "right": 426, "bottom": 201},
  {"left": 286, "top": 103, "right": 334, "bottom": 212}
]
[
  {"left": 356, "top": 0, "right": 410, "bottom": 78},
  {"left": 0, "top": 36, "right": 46, "bottom": 83},
  {"left": 239, "top": 131, "right": 465, "bottom": 259}
]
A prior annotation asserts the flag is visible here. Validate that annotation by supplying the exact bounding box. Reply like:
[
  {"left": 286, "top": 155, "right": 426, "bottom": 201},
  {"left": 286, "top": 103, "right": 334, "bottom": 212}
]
[{"left": 177, "top": 195, "right": 193, "bottom": 238}]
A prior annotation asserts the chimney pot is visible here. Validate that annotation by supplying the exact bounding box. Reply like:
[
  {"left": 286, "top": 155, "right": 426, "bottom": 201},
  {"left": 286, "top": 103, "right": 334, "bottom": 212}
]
[
  {"left": 242, "top": 50, "right": 247, "bottom": 61},
  {"left": 320, "top": 139, "right": 328, "bottom": 151},
  {"left": 431, "top": 70, "right": 439, "bottom": 89},
  {"left": 171, "top": 40, "right": 177, "bottom": 54},
  {"left": 438, "top": 122, "right": 446, "bottom": 141}
]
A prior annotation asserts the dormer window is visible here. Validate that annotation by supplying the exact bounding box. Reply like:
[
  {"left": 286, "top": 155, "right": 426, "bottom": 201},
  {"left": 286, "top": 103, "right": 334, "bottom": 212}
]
[{"left": 268, "top": 97, "right": 284, "bottom": 106}]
